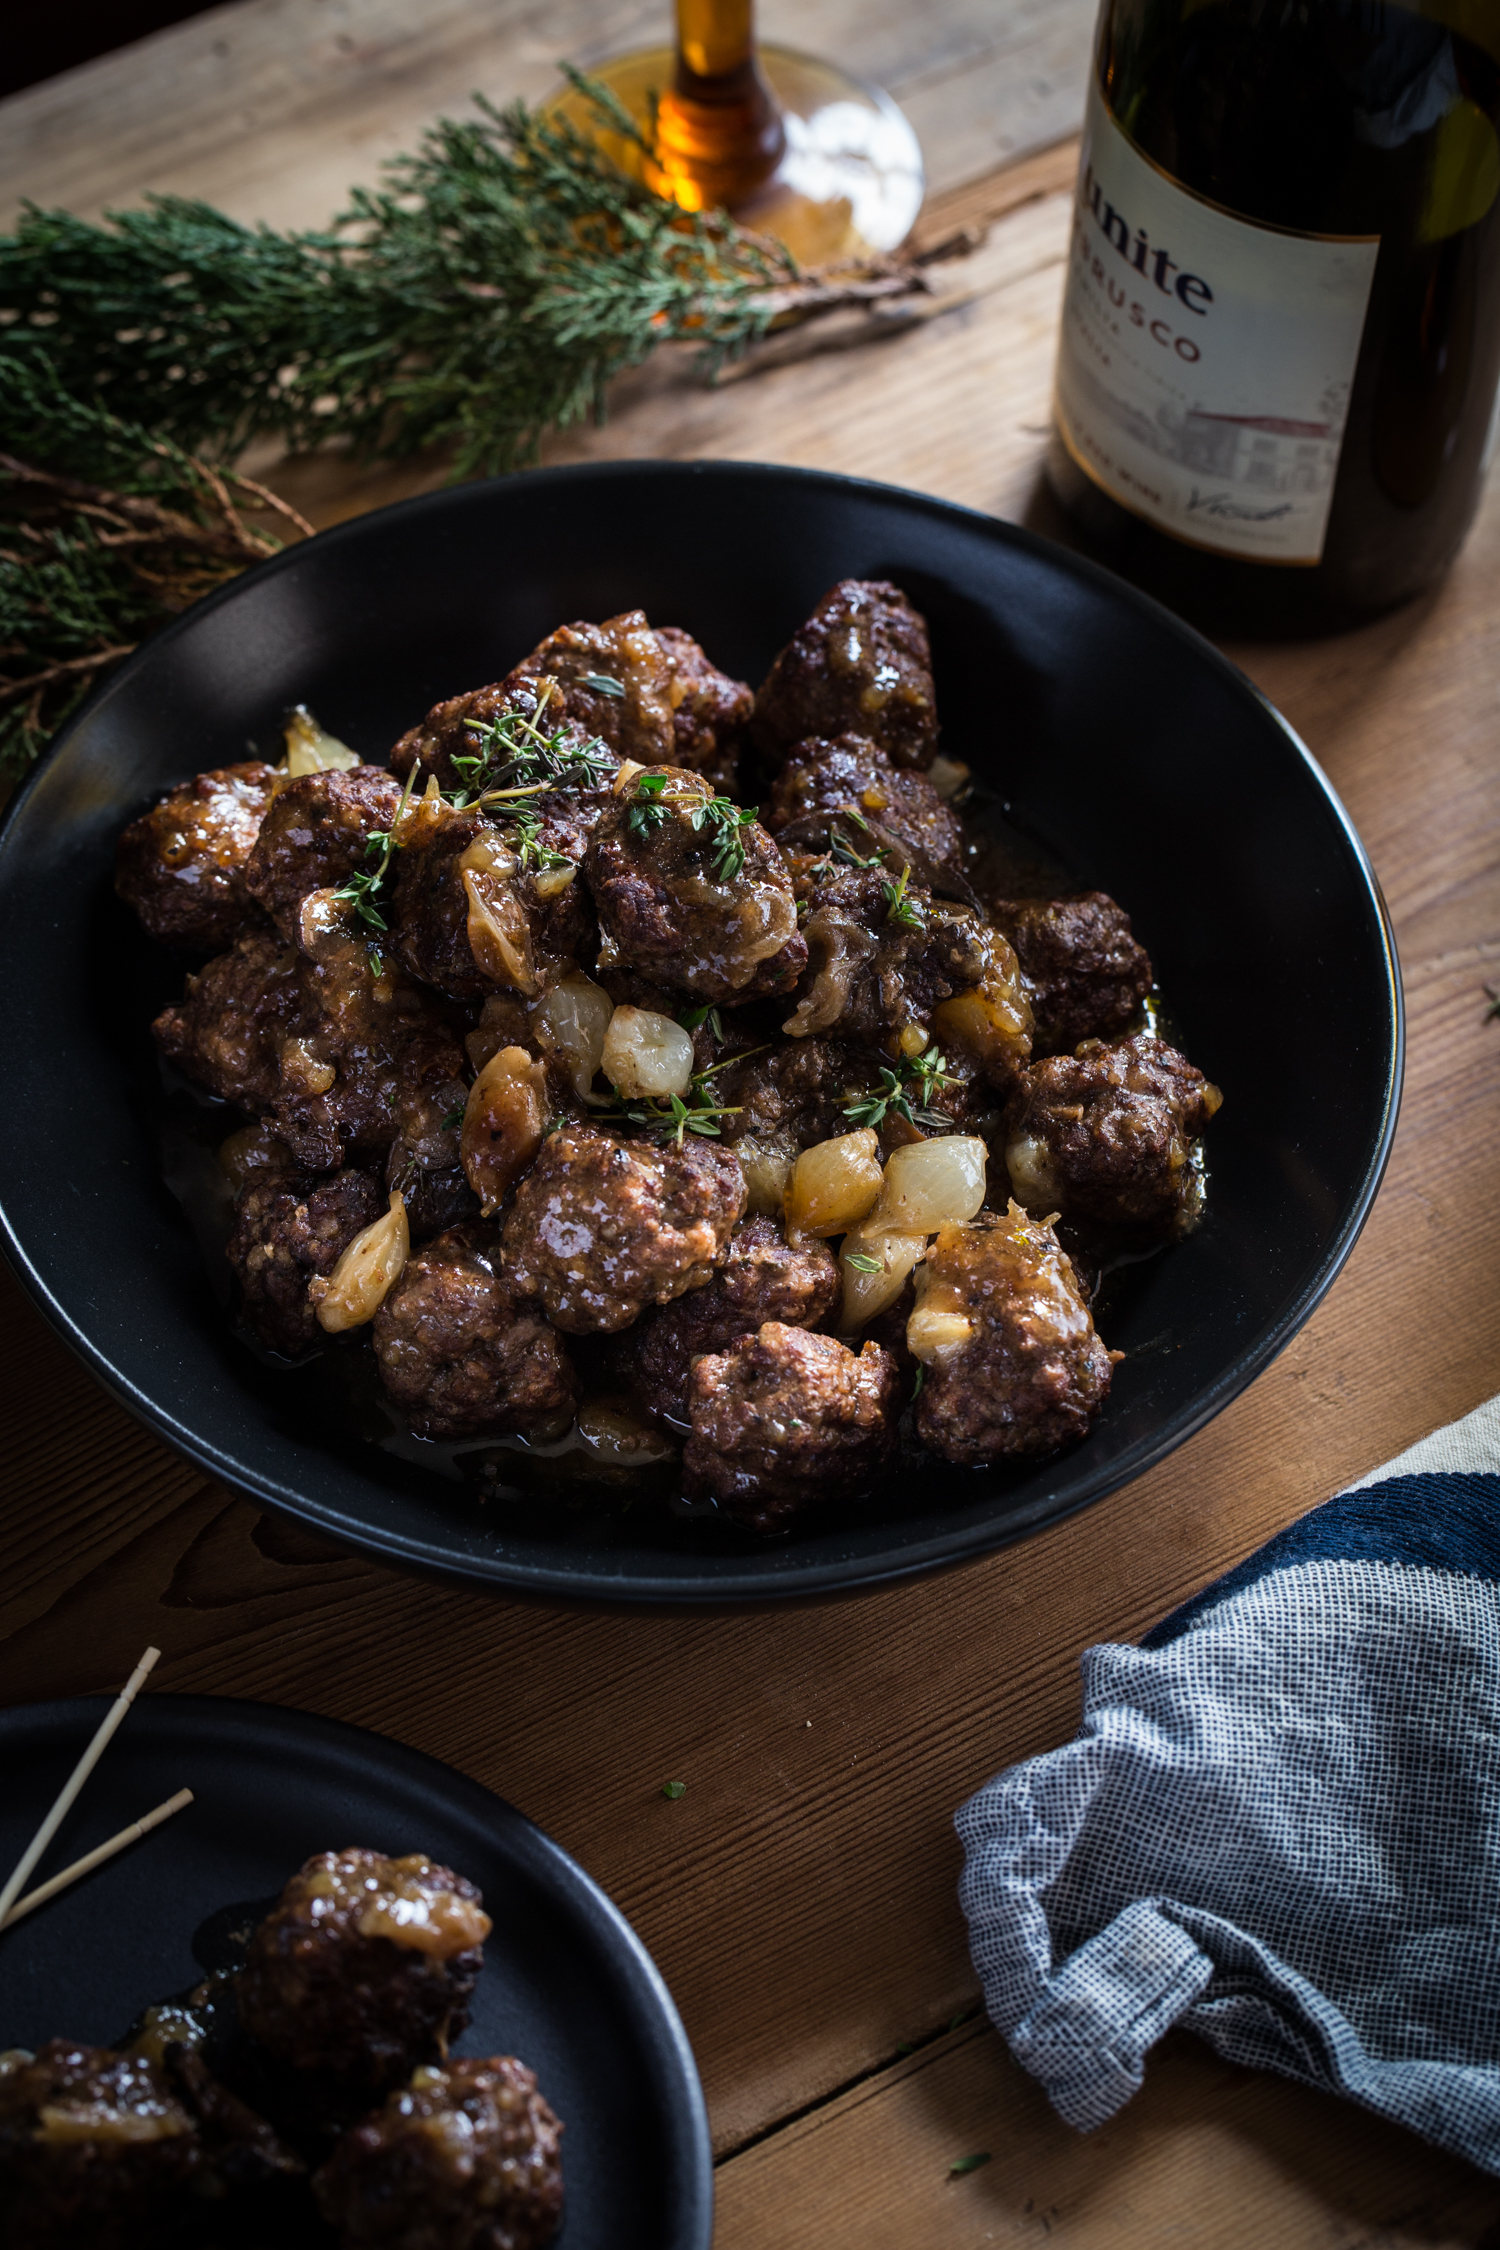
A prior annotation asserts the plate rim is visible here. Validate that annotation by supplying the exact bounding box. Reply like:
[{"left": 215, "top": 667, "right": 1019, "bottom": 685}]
[
  {"left": 0, "top": 1688, "right": 715, "bottom": 2250},
  {"left": 0, "top": 457, "right": 1406, "bottom": 1604}
]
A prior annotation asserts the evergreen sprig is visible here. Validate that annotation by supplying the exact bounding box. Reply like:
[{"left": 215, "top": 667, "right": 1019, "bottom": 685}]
[
  {"left": 0, "top": 356, "right": 309, "bottom": 779},
  {"left": 0, "top": 78, "right": 794, "bottom": 480}
]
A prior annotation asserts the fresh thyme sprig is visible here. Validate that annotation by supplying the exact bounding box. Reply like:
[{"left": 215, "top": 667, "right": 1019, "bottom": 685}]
[
  {"left": 610, "top": 1042, "right": 767, "bottom": 1144},
  {"left": 844, "top": 1045, "right": 959, "bottom": 1133},
  {"left": 506, "top": 807, "right": 573, "bottom": 874},
  {"left": 623, "top": 773, "right": 759, "bottom": 881},
  {"left": 882, "top": 865, "right": 925, "bottom": 930},
  {"left": 333, "top": 762, "right": 421, "bottom": 931},
  {"left": 691, "top": 796, "right": 759, "bottom": 883},
  {"left": 448, "top": 689, "right": 616, "bottom": 808}
]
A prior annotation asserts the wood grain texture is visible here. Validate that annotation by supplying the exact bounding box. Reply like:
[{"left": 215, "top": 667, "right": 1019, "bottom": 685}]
[
  {"left": 3, "top": 3, "right": 1500, "bottom": 2241},
  {"left": 0, "top": 0, "right": 1093, "bottom": 227},
  {"left": 715, "top": 2025, "right": 1500, "bottom": 2248}
]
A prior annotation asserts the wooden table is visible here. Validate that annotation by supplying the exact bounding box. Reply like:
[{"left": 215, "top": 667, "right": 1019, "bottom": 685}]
[{"left": 5, "top": 5, "right": 1500, "bottom": 2242}]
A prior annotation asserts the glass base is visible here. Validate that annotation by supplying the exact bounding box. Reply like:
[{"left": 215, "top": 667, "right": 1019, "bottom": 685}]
[{"left": 549, "top": 43, "right": 925, "bottom": 264}]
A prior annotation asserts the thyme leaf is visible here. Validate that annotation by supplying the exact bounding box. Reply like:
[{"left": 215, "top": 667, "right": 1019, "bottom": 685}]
[
  {"left": 846, "top": 1252, "right": 884, "bottom": 1275},
  {"left": 580, "top": 672, "right": 625, "bottom": 697},
  {"left": 332, "top": 762, "right": 420, "bottom": 930},
  {"left": 842, "top": 1046, "right": 958, "bottom": 1134},
  {"left": 882, "top": 864, "right": 924, "bottom": 930}
]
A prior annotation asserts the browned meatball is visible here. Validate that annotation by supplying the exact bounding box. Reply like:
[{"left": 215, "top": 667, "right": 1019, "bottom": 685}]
[
  {"left": 765, "top": 735, "right": 963, "bottom": 875},
  {"left": 614, "top": 1215, "right": 840, "bottom": 1426},
  {"left": 236, "top": 1850, "right": 491, "bottom": 2100},
  {"left": 1004, "top": 1032, "right": 1222, "bottom": 1243},
  {"left": 269, "top": 924, "right": 471, "bottom": 1174},
  {"left": 718, "top": 1035, "right": 873, "bottom": 1151},
  {"left": 313, "top": 2058, "right": 564, "bottom": 2250},
  {"left": 753, "top": 580, "right": 938, "bottom": 772},
  {"left": 504, "top": 608, "right": 676, "bottom": 763},
  {"left": 585, "top": 767, "right": 805, "bottom": 1004},
  {"left": 373, "top": 1227, "right": 578, "bottom": 1439},
  {"left": 244, "top": 766, "right": 404, "bottom": 944},
  {"left": 989, "top": 892, "right": 1153, "bottom": 1055},
  {"left": 913, "top": 1208, "right": 1114, "bottom": 1465},
  {"left": 656, "top": 625, "right": 754, "bottom": 791},
  {"left": 785, "top": 856, "right": 1031, "bottom": 1085},
  {"left": 389, "top": 613, "right": 670, "bottom": 789},
  {"left": 684, "top": 1321, "right": 901, "bottom": 1531},
  {"left": 390, "top": 796, "right": 594, "bottom": 1002},
  {"left": 153, "top": 928, "right": 305, "bottom": 1110},
  {"left": 0, "top": 2041, "right": 201, "bottom": 2250},
  {"left": 226, "top": 1163, "right": 384, "bottom": 1355},
  {"left": 115, "top": 761, "right": 278, "bottom": 951},
  {"left": 501, "top": 1123, "right": 746, "bottom": 1333}
]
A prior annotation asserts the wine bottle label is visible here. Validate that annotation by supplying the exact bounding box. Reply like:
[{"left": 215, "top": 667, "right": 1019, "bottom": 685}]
[{"left": 1054, "top": 78, "right": 1381, "bottom": 564}]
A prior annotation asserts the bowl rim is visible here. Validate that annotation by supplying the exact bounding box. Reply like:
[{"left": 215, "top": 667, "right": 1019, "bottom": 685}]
[{"left": 0, "top": 457, "right": 1405, "bottom": 1605}]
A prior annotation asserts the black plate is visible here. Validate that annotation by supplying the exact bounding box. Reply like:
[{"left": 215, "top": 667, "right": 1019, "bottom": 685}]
[
  {"left": 0, "top": 461, "right": 1401, "bottom": 1601},
  {"left": 0, "top": 1694, "right": 712, "bottom": 2249}
]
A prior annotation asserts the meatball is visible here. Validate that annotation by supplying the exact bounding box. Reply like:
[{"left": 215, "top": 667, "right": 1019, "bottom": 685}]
[
  {"left": 504, "top": 607, "right": 677, "bottom": 764},
  {"left": 785, "top": 856, "right": 1032, "bottom": 1084},
  {"left": 656, "top": 625, "right": 753, "bottom": 791},
  {"left": 615, "top": 1215, "right": 841, "bottom": 1426},
  {"left": 753, "top": 580, "right": 938, "bottom": 772},
  {"left": 373, "top": 1227, "right": 578, "bottom": 1439},
  {"left": 585, "top": 766, "right": 805, "bottom": 1004},
  {"left": 153, "top": 928, "right": 306, "bottom": 1110},
  {"left": 226, "top": 1164, "right": 384, "bottom": 1355},
  {"left": 390, "top": 796, "right": 594, "bottom": 1002},
  {"left": 244, "top": 766, "right": 405, "bottom": 945},
  {"left": 269, "top": 923, "right": 471, "bottom": 1174},
  {"left": 0, "top": 2041, "right": 200, "bottom": 2250},
  {"left": 236, "top": 1850, "right": 491, "bottom": 2101},
  {"left": 683, "top": 1321, "right": 901, "bottom": 1531},
  {"left": 313, "top": 2058, "right": 564, "bottom": 2250},
  {"left": 1004, "top": 1032, "right": 1223, "bottom": 1243},
  {"left": 765, "top": 735, "right": 963, "bottom": 876},
  {"left": 388, "top": 614, "right": 669, "bottom": 790},
  {"left": 989, "top": 892, "right": 1153, "bottom": 1055},
  {"left": 718, "top": 1035, "right": 873, "bottom": 1150},
  {"left": 115, "top": 760, "right": 278, "bottom": 951},
  {"left": 501, "top": 1123, "right": 746, "bottom": 1333},
  {"left": 913, "top": 1207, "right": 1114, "bottom": 1465}
]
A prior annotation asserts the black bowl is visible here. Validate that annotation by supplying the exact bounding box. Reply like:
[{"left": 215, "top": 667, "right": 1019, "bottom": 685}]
[{"left": 0, "top": 461, "right": 1401, "bottom": 1603}]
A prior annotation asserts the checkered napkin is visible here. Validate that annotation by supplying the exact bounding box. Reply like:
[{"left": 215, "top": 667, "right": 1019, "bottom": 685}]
[{"left": 956, "top": 1395, "right": 1500, "bottom": 2172}]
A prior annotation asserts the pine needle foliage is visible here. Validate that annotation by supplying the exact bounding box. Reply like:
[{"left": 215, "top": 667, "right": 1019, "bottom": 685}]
[
  {"left": 0, "top": 77, "right": 795, "bottom": 479},
  {"left": 0, "top": 357, "right": 309, "bottom": 780}
]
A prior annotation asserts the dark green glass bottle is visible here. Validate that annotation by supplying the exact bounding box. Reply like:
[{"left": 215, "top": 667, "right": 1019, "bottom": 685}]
[{"left": 1047, "top": 1, "right": 1500, "bottom": 627}]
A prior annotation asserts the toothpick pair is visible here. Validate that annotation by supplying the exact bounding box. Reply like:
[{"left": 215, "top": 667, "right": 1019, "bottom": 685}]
[{"left": 0, "top": 1647, "right": 193, "bottom": 1934}]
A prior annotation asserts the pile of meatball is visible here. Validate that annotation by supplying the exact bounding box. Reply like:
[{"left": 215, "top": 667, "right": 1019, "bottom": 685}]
[
  {"left": 116, "top": 579, "right": 1221, "bottom": 1533},
  {"left": 0, "top": 1847, "right": 561, "bottom": 2250}
]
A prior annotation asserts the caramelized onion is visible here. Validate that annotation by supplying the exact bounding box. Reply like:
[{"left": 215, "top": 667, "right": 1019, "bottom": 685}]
[
  {"left": 785, "top": 1129, "right": 883, "bottom": 1238},
  {"left": 601, "top": 1005, "right": 695, "bottom": 1099},
  {"left": 532, "top": 972, "right": 613, "bottom": 1101},
  {"left": 282, "top": 705, "right": 359, "bottom": 776},
  {"left": 838, "top": 1221, "right": 926, "bottom": 1330},
  {"left": 868, "top": 1136, "right": 987, "bottom": 1235},
  {"left": 312, "top": 1191, "right": 410, "bottom": 1332},
  {"left": 461, "top": 1044, "right": 546, "bottom": 1214}
]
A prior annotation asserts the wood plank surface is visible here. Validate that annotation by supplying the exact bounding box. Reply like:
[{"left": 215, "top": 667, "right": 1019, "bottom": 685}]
[
  {"left": 4, "top": 4, "right": 1500, "bottom": 2245},
  {"left": 0, "top": 0, "right": 1093, "bottom": 227}
]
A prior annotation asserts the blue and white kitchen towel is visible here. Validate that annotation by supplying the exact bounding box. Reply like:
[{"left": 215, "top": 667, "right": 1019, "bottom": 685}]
[{"left": 957, "top": 1395, "right": 1500, "bottom": 2172}]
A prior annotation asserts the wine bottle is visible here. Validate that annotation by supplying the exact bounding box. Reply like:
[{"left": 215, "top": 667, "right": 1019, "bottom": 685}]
[{"left": 1046, "top": 0, "right": 1500, "bottom": 627}]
